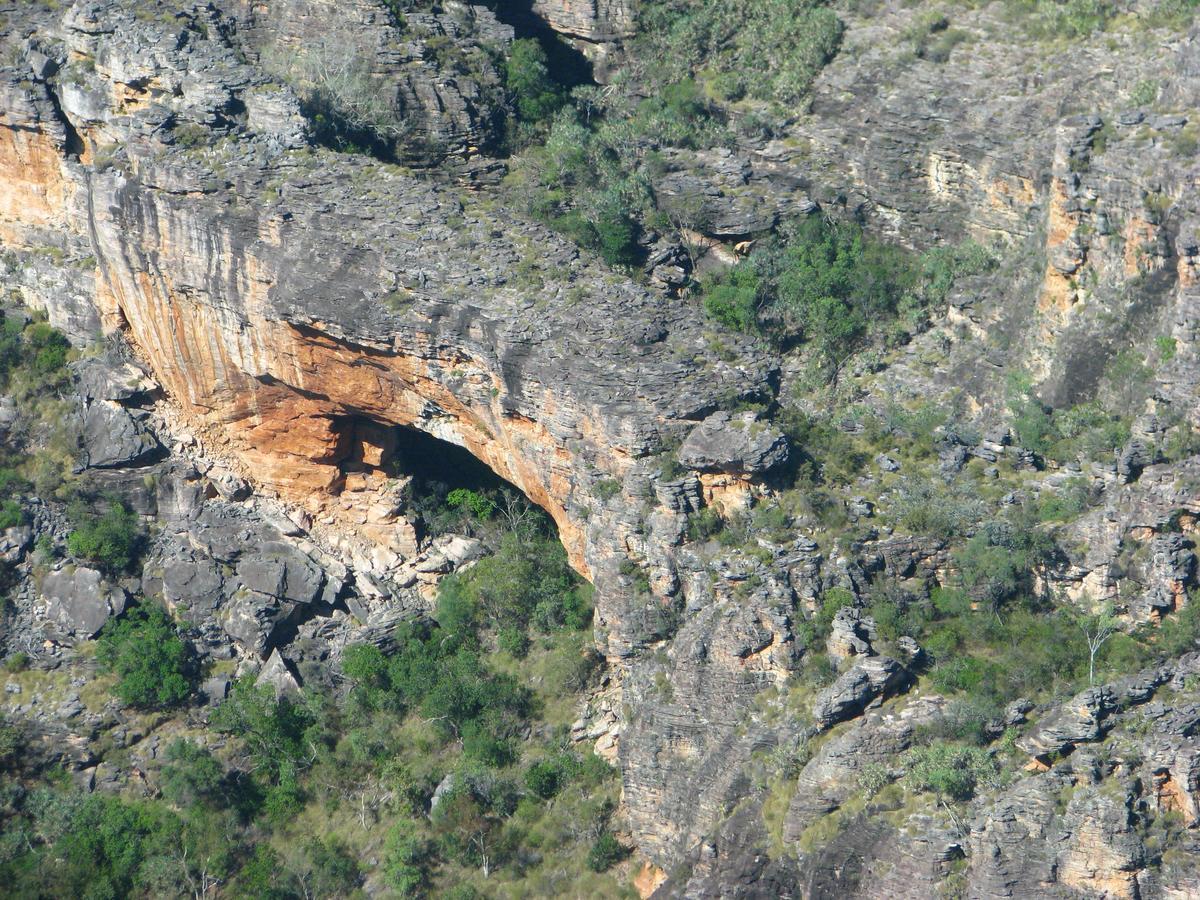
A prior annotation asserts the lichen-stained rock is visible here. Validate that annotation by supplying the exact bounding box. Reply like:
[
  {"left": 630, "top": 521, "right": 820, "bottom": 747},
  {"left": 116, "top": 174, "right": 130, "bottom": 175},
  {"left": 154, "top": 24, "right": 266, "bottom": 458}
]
[
  {"left": 41, "top": 566, "right": 127, "bottom": 639},
  {"left": 1056, "top": 782, "right": 1147, "bottom": 899},
  {"left": 811, "top": 656, "right": 910, "bottom": 730},
  {"left": 235, "top": 542, "right": 326, "bottom": 607},
  {"left": 142, "top": 498, "right": 342, "bottom": 657},
  {"left": 1147, "top": 740, "right": 1200, "bottom": 826},
  {"left": 224, "top": 0, "right": 512, "bottom": 163},
  {"left": 965, "top": 766, "right": 1078, "bottom": 897},
  {"left": 677, "top": 411, "right": 789, "bottom": 475},
  {"left": 256, "top": 647, "right": 301, "bottom": 698},
  {"left": 620, "top": 589, "right": 797, "bottom": 864},
  {"left": 825, "top": 605, "right": 876, "bottom": 661},
  {"left": 1017, "top": 686, "right": 1118, "bottom": 761},
  {"left": 77, "top": 401, "right": 160, "bottom": 469},
  {"left": 653, "top": 801, "right": 802, "bottom": 900},
  {"left": 783, "top": 697, "right": 944, "bottom": 845},
  {"left": 70, "top": 355, "right": 156, "bottom": 403}
]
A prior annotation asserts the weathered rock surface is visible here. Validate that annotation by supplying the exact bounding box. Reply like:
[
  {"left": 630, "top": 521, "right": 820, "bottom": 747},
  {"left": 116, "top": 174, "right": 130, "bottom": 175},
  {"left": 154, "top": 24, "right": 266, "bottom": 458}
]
[
  {"left": 41, "top": 566, "right": 127, "bottom": 638},
  {"left": 677, "top": 411, "right": 789, "bottom": 476},
  {"left": 812, "top": 656, "right": 910, "bottom": 730},
  {"left": 5, "top": 0, "right": 1200, "bottom": 894}
]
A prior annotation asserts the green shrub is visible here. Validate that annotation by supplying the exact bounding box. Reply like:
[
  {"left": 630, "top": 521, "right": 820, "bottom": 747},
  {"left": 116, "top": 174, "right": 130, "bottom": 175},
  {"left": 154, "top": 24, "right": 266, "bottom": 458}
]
[
  {"left": 446, "top": 487, "right": 497, "bottom": 520},
  {"left": 636, "top": 0, "right": 843, "bottom": 105},
  {"left": 436, "top": 530, "right": 590, "bottom": 637},
  {"left": 525, "top": 758, "right": 564, "bottom": 800},
  {"left": 383, "top": 820, "right": 432, "bottom": 895},
  {"left": 298, "top": 837, "right": 361, "bottom": 898},
  {"left": 211, "top": 680, "right": 318, "bottom": 794},
  {"left": 0, "top": 499, "right": 24, "bottom": 530},
  {"left": 342, "top": 621, "right": 533, "bottom": 766},
  {"left": 497, "top": 625, "right": 531, "bottom": 658},
  {"left": 23, "top": 322, "right": 70, "bottom": 376},
  {"left": 686, "top": 507, "right": 724, "bottom": 541},
  {"left": 1003, "top": 0, "right": 1116, "bottom": 38},
  {"left": 699, "top": 214, "right": 977, "bottom": 376},
  {"left": 506, "top": 38, "right": 565, "bottom": 128},
  {"left": 97, "top": 605, "right": 193, "bottom": 709},
  {"left": 586, "top": 831, "right": 629, "bottom": 872},
  {"left": 66, "top": 497, "right": 144, "bottom": 575},
  {"left": 159, "top": 739, "right": 234, "bottom": 811},
  {"left": 0, "top": 714, "right": 20, "bottom": 767},
  {"left": 593, "top": 478, "right": 622, "bottom": 501},
  {"left": 903, "top": 742, "right": 996, "bottom": 801}
]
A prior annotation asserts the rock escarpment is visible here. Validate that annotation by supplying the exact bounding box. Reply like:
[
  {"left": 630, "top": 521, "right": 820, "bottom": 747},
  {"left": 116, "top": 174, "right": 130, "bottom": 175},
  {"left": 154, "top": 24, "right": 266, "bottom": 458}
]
[
  {"left": 6, "top": 1, "right": 1200, "bottom": 896},
  {"left": 0, "top": 0, "right": 773, "bottom": 657},
  {"left": 1, "top": 0, "right": 792, "bottom": 870}
]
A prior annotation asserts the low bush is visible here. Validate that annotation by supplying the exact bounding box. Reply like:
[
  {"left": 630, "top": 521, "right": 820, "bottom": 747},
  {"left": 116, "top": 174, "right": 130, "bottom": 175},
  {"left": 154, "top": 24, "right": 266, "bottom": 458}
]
[
  {"left": 636, "top": 0, "right": 844, "bottom": 105},
  {"left": 342, "top": 621, "right": 533, "bottom": 766},
  {"left": 903, "top": 741, "right": 996, "bottom": 801},
  {"left": 66, "top": 497, "right": 144, "bottom": 575},
  {"left": 701, "top": 216, "right": 991, "bottom": 378},
  {"left": 586, "top": 831, "right": 630, "bottom": 872},
  {"left": 96, "top": 605, "right": 194, "bottom": 709}
]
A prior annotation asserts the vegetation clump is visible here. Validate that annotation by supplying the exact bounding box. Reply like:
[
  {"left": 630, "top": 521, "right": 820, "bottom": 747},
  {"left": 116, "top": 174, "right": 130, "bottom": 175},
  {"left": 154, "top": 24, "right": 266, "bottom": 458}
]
[
  {"left": 96, "top": 605, "right": 194, "bottom": 709},
  {"left": 66, "top": 496, "right": 144, "bottom": 575},
  {"left": 701, "top": 215, "right": 993, "bottom": 377}
]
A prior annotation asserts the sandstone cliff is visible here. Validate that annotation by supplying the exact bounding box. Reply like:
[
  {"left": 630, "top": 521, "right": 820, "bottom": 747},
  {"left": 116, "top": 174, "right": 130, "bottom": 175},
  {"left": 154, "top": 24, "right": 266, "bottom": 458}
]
[{"left": 3, "top": 1, "right": 1200, "bottom": 897}]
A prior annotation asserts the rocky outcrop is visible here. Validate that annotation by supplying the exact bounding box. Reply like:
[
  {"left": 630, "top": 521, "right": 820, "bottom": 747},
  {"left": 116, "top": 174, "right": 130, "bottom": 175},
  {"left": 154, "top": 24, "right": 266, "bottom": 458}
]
[
  {"left": 7, "top": 1, "right": 1200, "bottom": 894},
  {"left": 224, "top": 0, "right": 513, "bottom": 163},
  {"left": 40, "top": 566, "right": 127, "bottom": 638},
  {"left": 531, "top": 0, "right": 634, "bottom": 44},
  {"left": 811, "top": 656, "right": 910, "bottom": 730}
]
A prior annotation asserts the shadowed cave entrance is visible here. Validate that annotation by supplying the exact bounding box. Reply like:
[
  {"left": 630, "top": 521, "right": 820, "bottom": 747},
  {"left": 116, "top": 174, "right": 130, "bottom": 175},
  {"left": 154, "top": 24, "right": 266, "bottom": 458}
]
[
  {"left": 328, "top": 415, "right": 560, "bottom": 546},
  {"left": 325, "top": 415, "right": 596, "bottom": 646}
]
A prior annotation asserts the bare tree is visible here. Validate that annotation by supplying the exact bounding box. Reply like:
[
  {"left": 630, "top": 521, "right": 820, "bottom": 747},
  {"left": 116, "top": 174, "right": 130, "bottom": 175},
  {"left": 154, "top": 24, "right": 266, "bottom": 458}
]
[
  {"left": 661, "top": 193, "right": 713, "bottom": 274},
  {"left": 1079, "top": 603, "right": 1119, "bottom": 686},
  {"left": 262, "top": 31, "right": 407, "bottom": 145}
]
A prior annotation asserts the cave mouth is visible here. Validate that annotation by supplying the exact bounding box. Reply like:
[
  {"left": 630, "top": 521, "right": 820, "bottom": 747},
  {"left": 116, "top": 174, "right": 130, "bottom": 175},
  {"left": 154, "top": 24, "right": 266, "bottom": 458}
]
[
  {"left": 480, "top": 0, "right": 597, "bottom": 90},
  {"left": 330, "top": 415, "right": 558, "bottom": 544}
]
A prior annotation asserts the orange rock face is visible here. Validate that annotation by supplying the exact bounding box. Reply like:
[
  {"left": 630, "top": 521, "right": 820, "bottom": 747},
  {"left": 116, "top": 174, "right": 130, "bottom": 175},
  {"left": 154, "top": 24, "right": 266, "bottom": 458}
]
[{"left": 0, "top": 104, "right": 71, "bottom": 244}]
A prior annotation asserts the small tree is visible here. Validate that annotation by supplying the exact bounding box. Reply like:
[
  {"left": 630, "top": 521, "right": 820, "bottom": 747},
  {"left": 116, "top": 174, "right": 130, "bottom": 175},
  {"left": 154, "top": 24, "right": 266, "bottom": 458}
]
[
  {"left": 1078, "top": 603, "right": 1119, "bottom": 686},
  {"left": 506, "top": 38, "right": 564, "bottom": 126},
  {"left": 383, "top": 820, "right": 431, "bottom": 895}
]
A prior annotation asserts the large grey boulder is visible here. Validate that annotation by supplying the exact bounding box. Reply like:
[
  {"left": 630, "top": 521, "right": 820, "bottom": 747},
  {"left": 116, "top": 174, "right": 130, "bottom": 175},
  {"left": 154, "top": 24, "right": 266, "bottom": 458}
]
[
  {"left": 1017, "top": 686, "right": 1118, "bottom": 759},
  {"left": 236, "top": 541, "right": 326, "bottom": 605},
  {"left": 70, "top": 355, "right": 155, "bottom": 402},
  {"left": 256, "top": 648, "right": 301, "bottom": 698},
  {"left": 678, "top": 411, "right": 789, "bottom": 475},
  {"left": 812, "top": 656, "right": 910, "bottom": 730},
  {"left": 78, "top": 401, "right": 160, "bottom": 469},
  {"left": 0, "top": 525, "right": 32, "bottom": 564},
  {"left": 42, "top": 566, "right": 127, "bottom": 638},
  {"left": 160, "top": 551, "right": 226, "bottom": 624},
  {"left": 826, "top": 606, "right": 876, "bottom": 661}
]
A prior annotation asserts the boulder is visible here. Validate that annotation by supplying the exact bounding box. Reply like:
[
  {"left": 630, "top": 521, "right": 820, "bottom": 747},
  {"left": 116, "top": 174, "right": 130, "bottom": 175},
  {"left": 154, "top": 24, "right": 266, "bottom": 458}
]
[
  {"left": 42, "top": 566, "right": 127, "bottom": 638},
  {"left": 0, "top": 525, "right": 32, "bottom": 564},
  {"left": 70, "top": 355, "right": 155, "bottom": 402},
  {"left": 256, "top": 649, "right": 300, "bottom": 698},
  {"left": 1017, "top": 686, "right": 1118, "bottom": 759},
  {"left": 235, "top": 541, "right": 325, "bottom": 605},
  {"left": 78, "top": 402, "right": 160, "bottom": 469},
  {"left": 826, "top": 606, "right": 876, "bottom": 661},
  {"left": 812, "top": 657, "right": 910, "bottom": 729},
  {"left": 678, "top": 411, "right": 789, "bottom": 475}
]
